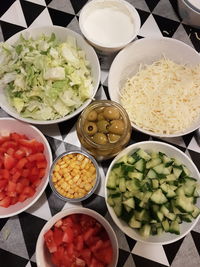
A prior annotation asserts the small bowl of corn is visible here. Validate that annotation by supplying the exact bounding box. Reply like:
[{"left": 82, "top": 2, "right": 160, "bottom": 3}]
[{"left": 49, "top": 150, "right": 100, "bottom": 202}]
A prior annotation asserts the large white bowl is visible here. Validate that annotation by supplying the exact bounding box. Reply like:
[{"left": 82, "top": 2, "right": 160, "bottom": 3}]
[
  {"left": 0, "top": 118, "right": 52, "bottom": 218},
  {"left": 105, "top": 141, "right": 200, "bottom": 245},
  {"left": 108, "top": 37, "right": 200, "bottom": 137},
  {"left": 36, "top": 207, "right": 119, "bottom": 267},
  {"left": 0, "top": 26, "right": 101, "bottom": 125}
]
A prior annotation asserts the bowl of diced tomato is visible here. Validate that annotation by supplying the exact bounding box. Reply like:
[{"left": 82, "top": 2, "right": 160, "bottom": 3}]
[
  {"left": 36, "top": 207, "right": 119, "bottom": 267},
  {"left": 0, "top": 117, "right": 52, "bottom": 218}
]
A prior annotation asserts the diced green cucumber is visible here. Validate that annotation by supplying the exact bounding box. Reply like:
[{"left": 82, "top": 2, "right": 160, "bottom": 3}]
[
  {"left": 119, "top": 178, "right": 126, "bottom": 192},
  {"left": 151, "top": 179, "right": 159, "bottom": 189},
  {"left": 113, "top": 205, "right": 122, "bottom": 217},
  {"left": 176, "top": 215, "right": 182, "bottom": 224},
  {"left": 151, "top": 152, "right": 160, "bottom": 159},
  {"left": 181, "top": 214, "right": 193, "bottom": 222},
  {"left": 146, "top": 158, "right": 162, "bottom": 169},
  {"left": 192, "top": 206, "right": 200, "bottom": 219},
  {"left": 150, "top": 189, "right": 168, "bottom": 204},
  {"left": 146, "top": 169, "right": 157, "bottom": 179},
  {"left": 182, "top": 166, "right": 190, "bottom": 177},
  {"left": 128, "top": 172, "right": 143, "bottom": 180},
  {"left": 166, "top": 212, "right": 176, "bottom": 221},
  {"left": 136, "top": 149, "right": 151, "bottom": 161},
  {"left": 156, "top": 211, "right": 164, "bottom": 222},
  {"left": 175, "top": 195, "right": 194, "bottom": 213},
  {"left": 163, "top": 166, "right": 172, "bottom": 175},
  {"left": 157, "top": 227, "right": 164, "bottom": 235},
  {"left": 134, "top": 159, "right": 145, "bottom": 172},
  {"left": 123, "top": 191, "right": 135, "bottom": 198},
  {"left": 107, "top": 174, "right": 116, "bottom": 189},
  {"left": 166, "top": 174, "right": 177, "bottom": 182},
  {"left": 129, "top": 216, "right": 142, "bottom": 228},
  {"left": 162, "top": 219, "right": 170, "bottom": 232},
  {"left": 126, "top": 180, "right": 140, "bottom": 192},
  {"left": 176, "top": 186, "right": 185, "bottom": 196},
  {"left": 124, "top": 205, "right": 132, "bottom": 213},
  {"left": 169, "top": 221, "right": 180, "bottom": 235},
  {"left": 127, "top": 156, "right": 136, "bottom": 165},
  {"left": 107, "top": 196, "right": 115, "bottom": 206},
  {"left": 153, "top": 164, "right": 165, "bottom": 174},
  {"left": 173, "top": 167, "right": 182, "bottom": 179},
  {"left": 135, "top": 209, "right": 150, "bottom": 222},
  {"left": 139, "top": 224, "right": 151, "bottom": 238},
  {"left": 123, "top": 198, "right": 135, "bottom": 209},
  {"left": 182, "top": 180, "right": 196, "bottom": 197}
]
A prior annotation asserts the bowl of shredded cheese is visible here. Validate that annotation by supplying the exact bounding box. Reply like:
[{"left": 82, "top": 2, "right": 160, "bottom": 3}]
[{"left": 108, "top": 37, "right": 200, "bottom": 137}]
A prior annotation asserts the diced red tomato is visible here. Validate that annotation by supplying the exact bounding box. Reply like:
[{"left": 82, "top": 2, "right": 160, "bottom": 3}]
[
  {"left": 27, "top": 153, "right": 46, "bottom": 162},
  {"left": 12, "top": 171, "right": 21, "bottom": 182},
  {"left": 16, "top": 158, "right": 28, "bottom": 169},
  {"left": 62, "top": 227, "right": 74, "bottom": 243},
  {"left": 94, "top": 246, "right": 113, "bottom": 265},
  {"left": 0, "top": 196, "right": 11, "bottom": 207},
  {"left": 53, "top": 228, "right": 64, "bottom": 246},
  {"left": 14, "top": 149, "right": 26, "bottom": 159},
  {"left": 44, "top": 230, "right": 57, "bottom": 253},
  {"left": 0, "top": 132, "right": 47, "bottom": 208},
  {"left": 44, "top": 214, "right": 113, "bottom": 267},
  {"left": 4, "top": 154, "right": 16, "bottom": 169},
  {"left": 0, "top": 179, "right": 8, "bottom": 191},
  {"left": 7, "top": 147, "right": 15, "bottom": 156}
]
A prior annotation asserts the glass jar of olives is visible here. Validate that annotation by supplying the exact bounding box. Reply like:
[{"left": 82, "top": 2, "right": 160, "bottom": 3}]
[{"left": 76, "top": 100, "right": 131, "bottom": 161}]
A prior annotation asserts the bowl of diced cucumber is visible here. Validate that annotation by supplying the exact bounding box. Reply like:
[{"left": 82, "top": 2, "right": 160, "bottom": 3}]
[{"left": 105, "top": 141, "right": 200, "bottom": 244}]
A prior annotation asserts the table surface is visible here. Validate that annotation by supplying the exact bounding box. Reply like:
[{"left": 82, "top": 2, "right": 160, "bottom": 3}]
[{"left": 0, "top": 0, "right": 200, "bottom": 267}]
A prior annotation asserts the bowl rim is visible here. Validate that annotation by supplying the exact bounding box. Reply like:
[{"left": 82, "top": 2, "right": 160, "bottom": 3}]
[
  {"left": 79, "top": 0, "right": 141, "bottom": 49},
  {"left": 0, "top": 117, "right": 53, "bottom": 218},
  {"left": 108, "top": 36, "right": 200, "bottom": 138},
  {"left": 105, "top": 140, "right": 200, "bottom": 245},
  {"left": 0, "top": 25, "right": 101, "bottom": 125},
  {"left": 36, "top": 207, "right": 119, "bottom": 267},
  {"left": 49, "top": 150, "right": 100, "bottom": 202}
]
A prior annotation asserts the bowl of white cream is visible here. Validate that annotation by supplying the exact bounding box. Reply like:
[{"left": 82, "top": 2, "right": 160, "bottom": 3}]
[{"left": 79, "top": 0, "right": 141, "bottom": 53}]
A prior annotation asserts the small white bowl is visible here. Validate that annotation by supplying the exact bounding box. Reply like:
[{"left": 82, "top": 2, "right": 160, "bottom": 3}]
[
  {"left": 0, "top": 25, "right": 100, "bottom": 125},
  {"left": 36, "top": 207, "right": 119, "bottom": 267},
  {"left": 0, "top": 118, "right": 52, "bottom": 218},
  {"left": 79, "top": 0, "right": 141, "bottom": 53},
  {"left": 105, "top": 141, "right": 200, "bottom": 245},
  {"left": 108, "top": 37, "right": 200, "bottom": 137}
]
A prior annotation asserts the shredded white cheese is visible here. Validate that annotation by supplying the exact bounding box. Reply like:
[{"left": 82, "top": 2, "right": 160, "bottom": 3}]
[{"left": 120, "top": 58, "right": 200, "bottom": 134}]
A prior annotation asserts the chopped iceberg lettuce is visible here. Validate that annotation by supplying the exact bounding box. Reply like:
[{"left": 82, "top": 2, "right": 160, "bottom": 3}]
[{"left": 0, "top": 33, "right": 93, "bottom": 120}]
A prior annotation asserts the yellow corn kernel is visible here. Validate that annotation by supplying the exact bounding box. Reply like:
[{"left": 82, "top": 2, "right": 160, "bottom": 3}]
[
  {"left": 73, "top": 175, "right": 80, "bottom": 183},
  {"left": 77, "top": 154, "right": 84, "bottom": 161},
  {"left": 52, "top": 175, "right": 57, "bottom": 182},
  {"left": 85, "top": 184, "right": 93, "bottom": 191},
  {"left": 61, "top": 182, "right": 68, "bottom": 190},
  {"left": 54, "top": 164, "right": 60, "bottom": 172},
  {"left": 68, "top": 179, "right": 73, "bottom": 185},
  {"left": 81, "top": 157, "right": 89, "bottom": 169}
]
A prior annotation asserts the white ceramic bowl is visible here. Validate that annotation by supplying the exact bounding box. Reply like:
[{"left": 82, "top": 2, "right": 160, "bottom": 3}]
[
  {"left": 36, "top": 207, "right": 119, "bottom": 267},
  {"left": 105, "top": 141, "right": 200, "bottom": 245},
  {"left": 108, "top": 37, "right": 200, "bottom": 137},
  {"left": 0, "top": 26, "right": 100, "bottom": 125},
  {"left": 178, "top": 0, "right": 200, "bottom": 28},
  {"left": 79, "top": 0, "right": 141, "bottom": 53},
  {"left": 0, "top": 118, "right": 52, "bottom": 218}
]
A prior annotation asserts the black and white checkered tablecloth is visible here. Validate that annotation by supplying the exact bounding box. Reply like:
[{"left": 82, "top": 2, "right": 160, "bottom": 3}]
[{"left": 0, "top": 1, "right": 200, "bottom": 267}]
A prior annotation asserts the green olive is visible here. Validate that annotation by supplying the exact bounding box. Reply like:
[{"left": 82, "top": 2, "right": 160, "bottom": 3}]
[
  {"left": 93, "top": 132, "right": 108, "bottom": 144},
  {"left": 97, "top": 112, "right": 105, "bottom": 121},
  {"left": 103, "top": 106, "right": 120, "bottom": 120},
  {"left": 95, "top": 107, "right": 105, "bottom": 114},
  {"left": 83, "top": 121, "right": 97, "bottom": 136},
  {"left": 108, "top": 133, "right": 121, "bottom": 143},
  {"left": 96, "top": 120, "right": 110, "bottom": 133},
  {"left": 108, "top": 119, "right": 125, "bottom": 135},
  {"left": 86, "top": 110, "right": 98, "bottom": 121}
]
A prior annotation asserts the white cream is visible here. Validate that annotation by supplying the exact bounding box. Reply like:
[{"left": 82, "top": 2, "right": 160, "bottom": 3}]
[{"left": 82, "top": 6, "right": 135, "bottom": 47}]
